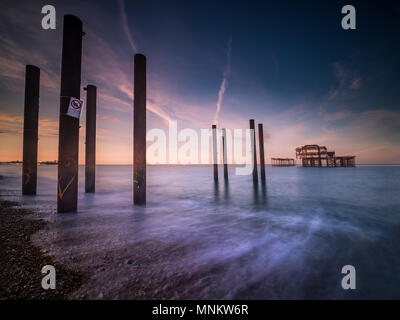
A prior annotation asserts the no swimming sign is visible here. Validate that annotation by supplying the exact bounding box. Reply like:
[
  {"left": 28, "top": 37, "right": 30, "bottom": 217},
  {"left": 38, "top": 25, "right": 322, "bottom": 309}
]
[{"left": 67, "top": 97, "right": 83, "bottom": 119}]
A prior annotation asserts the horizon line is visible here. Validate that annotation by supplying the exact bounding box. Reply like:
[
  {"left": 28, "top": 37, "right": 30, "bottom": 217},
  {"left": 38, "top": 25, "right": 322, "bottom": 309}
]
[{"left": 2, "top": 162, "right": 400, "bottom": 166}]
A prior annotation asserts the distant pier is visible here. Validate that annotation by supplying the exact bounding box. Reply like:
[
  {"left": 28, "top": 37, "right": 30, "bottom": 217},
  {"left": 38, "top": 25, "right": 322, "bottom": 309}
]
[
  {"left": 295, "top": 145, "right": 355, "bottom": 167},
  {"left": 271, "top": 158, "right": 295, "bottom": 167}
]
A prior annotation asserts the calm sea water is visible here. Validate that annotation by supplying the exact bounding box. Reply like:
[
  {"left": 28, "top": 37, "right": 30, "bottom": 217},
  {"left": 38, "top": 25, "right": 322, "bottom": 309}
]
[{"left": 1, "top": 164, "right": 400, "bottom": 299}]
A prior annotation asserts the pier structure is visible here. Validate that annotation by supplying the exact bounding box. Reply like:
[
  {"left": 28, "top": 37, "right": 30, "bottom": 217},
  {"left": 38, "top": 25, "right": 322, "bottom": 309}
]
[
  {"left": 57, "top": 15, "right": 83, "bottom": 213},
  {"left": 222, "top": 128, "right": 228, "bottom": 181},
  {"left": 133, "top": 54, "right": 147, "bottom": 205},
  {"left": 249, "top": 119, "right": 258, "bottom": 182},
  {"left": 212, "top": 124, "right": 218, "bottom": 182},
  {"left": 332, "top": 156, "right": 356, "bottom": 167},
  {"left": 271, "top": 158, "right": 296, "bottom": 166},
  {"left": 295, "top": 145, "right": 355, "bottom": 167},
  {"left": 84, "top": 85, "right": 96, "bottom": 193},
  {"left": 258, "top": 123, "right": 266, "bottom": 181},
  {"left": 22, "top": 65, "right": 40, "bottom": 195}
]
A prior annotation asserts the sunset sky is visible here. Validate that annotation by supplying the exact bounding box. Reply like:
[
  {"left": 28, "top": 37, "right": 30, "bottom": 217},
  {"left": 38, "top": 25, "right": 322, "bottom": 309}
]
[{"left": 1, "top": 0, "right": 399, "bottom": 164}]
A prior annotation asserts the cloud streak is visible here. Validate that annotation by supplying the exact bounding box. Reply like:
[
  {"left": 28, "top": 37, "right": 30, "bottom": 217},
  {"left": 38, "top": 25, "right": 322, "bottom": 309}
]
[
  {"left": 0, "top": 112, "right": 59, "bottom": 137},
  {"left": 213, "top": 37, "right": 232, "bottom": 125},
  {"left": 118, "top": 0, "right": 138, "bottom": 53},
  {"left": 323, "top": 110, "right": 352, "bottom": 122},
  {"left": 117, "top": 83, "right": 172, "bottom": 122}
]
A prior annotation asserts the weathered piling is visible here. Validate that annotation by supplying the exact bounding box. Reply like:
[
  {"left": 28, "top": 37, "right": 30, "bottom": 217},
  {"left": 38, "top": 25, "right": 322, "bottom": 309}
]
[
  {"left": 22, "top": 65, "right": 40, "bottom": 195},
  {"left": 133, "top": 54, "right": 146, "bottom": 205},
  {"left": 222, "top": 128, "right": 228, "bottom": 180},
  {"left": 57, "top": 15, "right": 83, "bottom": 213},
  {"left": 212, "top": 124, "right": 218, "bottom": 182},
  {"left": 84, "top": 85, "right": 96, "bottom": 193},
  {"left": 258, "top": 123, "right": 266, "bottom": 181},
  {"left": 249, "top": 119, "right": 258, "bottom": 182}
]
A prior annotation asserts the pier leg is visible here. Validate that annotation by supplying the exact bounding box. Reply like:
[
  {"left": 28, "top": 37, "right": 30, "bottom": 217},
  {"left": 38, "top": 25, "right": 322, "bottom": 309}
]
[
  {"left": 212, "top": 125, "right": 218, "bottom": 182},
  {"left": 222, "top": 128, "right": 228, "bottom": 181},
  {"left": 249, "top": 119, "right": 258, "bottom": 182},
  {"left": 258, "top": 123, "right": 266, "bottom": 182},
  {"left": 57, "top": 15, "right": 83, "bottom": 213},
  {"left": 84, "top": 85, "right": 96, "bottom": 193},
  {"left": 133, "top": 54, "right": 146, "bottom": 205},
  {"left": 22, "top": 65, "right": 40, "bottom": 195},
  {"left": 317, "top": 146, "right": 322, "bottom": 167}
]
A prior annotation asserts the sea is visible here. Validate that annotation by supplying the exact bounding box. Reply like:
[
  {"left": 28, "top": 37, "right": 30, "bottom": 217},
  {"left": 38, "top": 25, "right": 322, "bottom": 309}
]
[{"left": 0, "top": 164, "right": 399, "bottom": 299}]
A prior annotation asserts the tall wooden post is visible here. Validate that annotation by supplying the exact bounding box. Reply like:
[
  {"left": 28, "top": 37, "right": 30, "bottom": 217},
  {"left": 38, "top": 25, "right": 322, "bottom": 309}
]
[
  {"left": 249, "top": 119, "right": 258, "bottom": 182},
  {"left": 22, "top": 65, "right": 40, "bottom": 195},
  {"left": 57, "top": 15, "right": 83, "bottom": 213},
  {"left": 133, "top": 54, "right": 146, "bottom": 205},
  {"left": 258, "top": 123, "right": 266, "bottom": 181},
  {"left": 84, "top": 85, "right": 96, "bottom": 193},
  {"left": 222, "top": 128, "right": 228, "bottom": 180},
  {"left": 212, "top": 124, "right": 218, "bottom": 182}
]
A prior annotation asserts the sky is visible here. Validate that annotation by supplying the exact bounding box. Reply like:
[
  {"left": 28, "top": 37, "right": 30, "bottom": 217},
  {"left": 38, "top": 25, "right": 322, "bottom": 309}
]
[{"left": 0, "top": 0, "right": 400, "bottom": 164}]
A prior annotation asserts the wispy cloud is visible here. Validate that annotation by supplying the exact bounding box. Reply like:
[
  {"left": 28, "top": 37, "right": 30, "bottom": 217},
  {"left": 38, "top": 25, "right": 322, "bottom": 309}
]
[
  {"left": 213, "top": 37, "right": 232, "bottom": 125},
  {"left": 323, "top": 110, "right": 352, "bottom": 122},
  {"left": 0, "top": 33, "right": 59, "bottom": 92},
  {"left": 0, "top": 112, "right": 59, "bottom": 137},
  {"left": 333, "top": 62, "right": 362, "bottom": 91},
  {"left": 118, "top": 0, "right": 138, "bottom": 53},
  {"left": 349, "top": 77, "right": 362, "bottom": 90},
  {"left": 117, "top": 83, "right": 172, "bottom": 122}
]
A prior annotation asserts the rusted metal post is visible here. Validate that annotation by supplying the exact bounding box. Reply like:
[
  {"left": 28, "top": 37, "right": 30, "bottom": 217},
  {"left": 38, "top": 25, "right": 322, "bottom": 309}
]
[
  {"left": 317, "top": 145, "right": 322, "bottom": 167},
  {"left": 133, "top": 54, "right": 146, "bottom": 205},
  {"left": 222, "top": 128, "right": 228, "bottom": 181},
  {"left": 258, "top": 123, "right": 266, "bottom": 182},
  {"left": 84, "top": 85, "right": 96, "bottom": 193},
  {"left": 57, "top": 15, "right": 83, "bottom": 213},
  {"left": 249, "top": 119, "right": 258, "bottom": 182},
  {"left": 212, "top": 124, "right": 218, "bottom": 182},
  {"left": 22, "top": 65, "right": 40, "bottom": 195}
]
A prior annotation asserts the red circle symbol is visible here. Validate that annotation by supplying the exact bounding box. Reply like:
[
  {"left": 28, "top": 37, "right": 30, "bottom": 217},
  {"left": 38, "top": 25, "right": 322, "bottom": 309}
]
[{"left": 71, "top": 99, "right": 81, "bottom": 110}]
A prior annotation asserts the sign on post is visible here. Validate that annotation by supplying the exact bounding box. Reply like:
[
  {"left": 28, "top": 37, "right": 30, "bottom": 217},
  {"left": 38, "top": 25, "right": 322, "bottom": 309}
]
[{"left": 67, "top": 97, "right": 83, "bottom": 119}]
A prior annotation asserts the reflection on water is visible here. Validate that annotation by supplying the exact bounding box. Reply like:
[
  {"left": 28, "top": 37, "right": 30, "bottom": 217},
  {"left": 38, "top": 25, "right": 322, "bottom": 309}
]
[
  {"left": 1, "top": 164, "right": 400, "bottom": 299},
  {"left": 213, "top": 179, "right": 219, "bottom": 202},
  {"left": 224, "top": 179, "right": 230, "bottom": 201}
]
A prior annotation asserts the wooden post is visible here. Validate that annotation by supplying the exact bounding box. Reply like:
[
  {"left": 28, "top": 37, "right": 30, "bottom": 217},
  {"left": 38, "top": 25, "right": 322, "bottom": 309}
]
[
  {"left": 22, "top": 65, "right": 40, "bottom": 195},
  {"left": 212, "top": 124, "right": 218, "bottom": 182},
  {"left": 222, "top": 128, "right": 228, "bottom": 181},
  {"left": 57, "top": 15, "right": 83, "bottom": 213},
  {"left": 249, "top": 119, "right": 258, "bottom": 182},
  {"left": 258, "top": 123, "right": 266, "bottom": 182},
  {"left": 133, "top": 54, "right": 146, "bottom": 205},
  {"left": 84, "top": 85, "right": 96, "bottom": 193}
]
